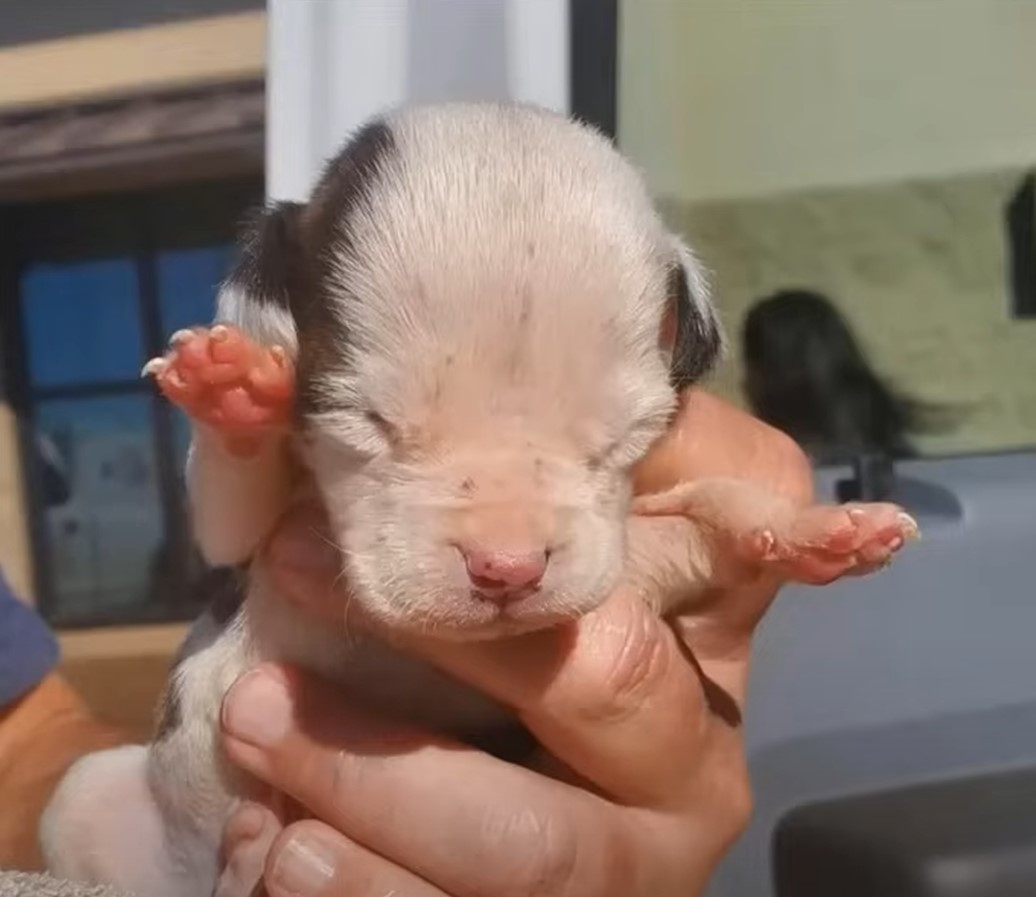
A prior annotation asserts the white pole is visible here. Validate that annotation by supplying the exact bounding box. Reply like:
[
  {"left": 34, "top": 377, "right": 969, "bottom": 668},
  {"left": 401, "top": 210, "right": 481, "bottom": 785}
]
[
  {"left": 506, "top": 0, "right": 569, "bottom": 115},
  {"left": 266, "top": 0, "right": 570, "bottom": 203}
]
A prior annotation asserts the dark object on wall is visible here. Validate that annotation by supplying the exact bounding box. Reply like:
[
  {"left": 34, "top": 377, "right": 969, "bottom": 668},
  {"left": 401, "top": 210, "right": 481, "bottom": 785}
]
[
  {"left": 1005, "top": 172, "right": 1035, "bottom": 320},
  {"left": 773, "top": 766, "right": 1036, "bottom": 896},
  {"left": 569, "top": 0, "right": 618, "bottom": 140},
  {"left": 836, "top": 452, "right": 896, "bottom": 503}
]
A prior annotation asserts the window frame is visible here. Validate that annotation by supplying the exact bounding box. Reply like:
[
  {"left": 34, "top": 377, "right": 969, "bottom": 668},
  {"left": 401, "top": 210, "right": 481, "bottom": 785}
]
[{"left": 0, "top": 175, "right": 263, "bottom": 628}]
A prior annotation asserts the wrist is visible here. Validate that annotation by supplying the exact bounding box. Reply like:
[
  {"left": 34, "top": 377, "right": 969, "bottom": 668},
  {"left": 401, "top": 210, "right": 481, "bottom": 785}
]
[{"left": 195, "top": 422, "right": 288, "bottom": 460}]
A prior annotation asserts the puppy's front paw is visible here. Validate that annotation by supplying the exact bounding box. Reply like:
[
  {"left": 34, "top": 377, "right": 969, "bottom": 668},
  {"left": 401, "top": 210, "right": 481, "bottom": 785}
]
[
  {"left": 743, "top": 502, "right": 919, "bottom": 585},
  {"left": 632, "top": 480, "right": 920, "bottom": 588},
  {"left": 143, "top": 325, "right": 294, "bottom": 455}
]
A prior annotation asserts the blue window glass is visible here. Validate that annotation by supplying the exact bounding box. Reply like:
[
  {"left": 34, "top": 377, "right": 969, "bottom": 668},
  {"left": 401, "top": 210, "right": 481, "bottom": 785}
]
[
  {"left": 13, "top": 176, "right": 264, "bottom": 626},
  {"left": 21, "top": 258, "right": 142, "bottom": 388},
  {"left": 157, "top": 245, "right": 235, "bottom": 338},
  {"left": 34, "top": 396, "right": 164, "bottom": 618}
]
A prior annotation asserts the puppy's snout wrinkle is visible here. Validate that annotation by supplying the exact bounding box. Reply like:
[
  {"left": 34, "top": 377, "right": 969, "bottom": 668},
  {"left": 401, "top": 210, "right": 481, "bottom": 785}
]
[
  {"left": 449, "top": 483, "right": 555, "bottom": 602},
  {"left": 461, "top": 547, "right": 549, "bottom": 598}
]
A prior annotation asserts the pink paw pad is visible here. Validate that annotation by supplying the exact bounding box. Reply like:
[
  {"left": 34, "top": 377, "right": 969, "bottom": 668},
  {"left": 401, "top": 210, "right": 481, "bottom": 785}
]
[
  {"left": 142, "top": 325, "right": 294, "bottom": 450},
  {"left": 747, "top": 502, "right": 920, "bottom": 585}
]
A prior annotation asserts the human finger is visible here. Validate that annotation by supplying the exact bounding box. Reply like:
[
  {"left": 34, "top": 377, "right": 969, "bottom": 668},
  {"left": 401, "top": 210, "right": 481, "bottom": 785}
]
[
  {"left": 633, "top": 388, "right": 813, "bottom": 505},
  {"left": 263, "top": 819, "right": 450, "bottom": 897},
  {"left": 410, "top": 587, "right": 716, "bottom": 808},
  {"left": 220, "top": 663, "right": 664, "bottom": 897}
]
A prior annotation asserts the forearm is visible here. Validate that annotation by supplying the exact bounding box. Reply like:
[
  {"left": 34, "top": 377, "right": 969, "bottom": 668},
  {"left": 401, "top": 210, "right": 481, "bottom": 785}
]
[{"left": 0, "top": 674, "right": 129, "bottom": 871}]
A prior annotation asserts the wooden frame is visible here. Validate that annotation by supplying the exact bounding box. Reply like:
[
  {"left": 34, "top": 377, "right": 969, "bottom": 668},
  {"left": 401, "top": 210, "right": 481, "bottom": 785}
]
[{"left": 0, "top": 11, "right": 265, "bottom": 112}]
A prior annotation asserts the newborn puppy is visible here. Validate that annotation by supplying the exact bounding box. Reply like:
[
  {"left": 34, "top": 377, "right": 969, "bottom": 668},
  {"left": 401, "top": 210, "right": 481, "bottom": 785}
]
[{"left": 39, "top": 102, "right": 917, "bottom": 897}]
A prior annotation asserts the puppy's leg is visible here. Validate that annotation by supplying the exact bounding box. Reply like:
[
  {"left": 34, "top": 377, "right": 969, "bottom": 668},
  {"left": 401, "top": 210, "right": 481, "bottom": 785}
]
[
  {"left": 143, "top": 324, "right": 296, "bottom": 565},
  {"left": 627, "top": 478, "right": 920, "bottom": 614},
  {"left": 40, "top": 745, "right": 208, "bottom": 897}
]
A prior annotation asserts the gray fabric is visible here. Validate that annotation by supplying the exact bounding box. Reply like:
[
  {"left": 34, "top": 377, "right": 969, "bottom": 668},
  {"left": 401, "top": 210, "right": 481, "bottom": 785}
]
[{"left": 0, "top": 872, "right": 132, "bottom": 897}]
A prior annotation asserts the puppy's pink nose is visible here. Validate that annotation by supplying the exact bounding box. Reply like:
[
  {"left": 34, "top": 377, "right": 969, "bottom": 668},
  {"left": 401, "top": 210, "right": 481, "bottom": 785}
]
[{"left": 463, "top": 548, "right": 548, "bottom": 595}]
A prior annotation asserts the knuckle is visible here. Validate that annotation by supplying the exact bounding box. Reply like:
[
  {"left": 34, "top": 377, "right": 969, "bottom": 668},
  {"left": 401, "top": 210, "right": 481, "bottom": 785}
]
[
  {"left": 724, "top": 774, "right": 754, "bottom": 836},
  {"left": 575, "top": 603, "right": 673, "bottom": 725},
  {"left": 775, "top": 432, "right": 814, "bottom": 504},
  {"left": 707, "top": 755, "right": 755, "bottom": 846},
  {"left": 487, "top": 808, "right": 580, "bottom": 897}
]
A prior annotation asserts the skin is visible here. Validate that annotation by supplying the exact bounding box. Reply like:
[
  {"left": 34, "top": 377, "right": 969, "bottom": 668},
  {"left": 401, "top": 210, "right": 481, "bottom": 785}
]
[{"left": 216, "top": 388, "right": 814, "bottom": 897}]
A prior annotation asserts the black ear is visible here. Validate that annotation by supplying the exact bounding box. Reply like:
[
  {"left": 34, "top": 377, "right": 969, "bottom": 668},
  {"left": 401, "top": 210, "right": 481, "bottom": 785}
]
[
  {"left": 216, "top": 201, "right": 308, "bottom": 350},
  {"left": 230, "top": 201, "right": 307, "bottom": 308},
  {"left": 665, "top": 239, "right": 724, "bottom": 389}
]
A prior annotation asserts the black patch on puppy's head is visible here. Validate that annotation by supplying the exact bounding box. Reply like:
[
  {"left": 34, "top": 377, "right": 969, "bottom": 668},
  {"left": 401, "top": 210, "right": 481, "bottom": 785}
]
[
  {"left": 294, "top": 121, "right": 399, "bottom": 420},
  {"left": 665, "top": 258, "right": 723, "bottom": 390},
  {"left": 218, "top": 120, "right": 399, "bottom": 424},
  {"left": 226, "top": 200, "right": 308, "bottom": 312}
]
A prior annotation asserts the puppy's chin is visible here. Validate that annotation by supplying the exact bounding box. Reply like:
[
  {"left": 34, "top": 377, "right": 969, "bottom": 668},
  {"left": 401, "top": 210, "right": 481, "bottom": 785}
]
[{"left": 351, "top": 585, "right": 607, "bottom": 643}]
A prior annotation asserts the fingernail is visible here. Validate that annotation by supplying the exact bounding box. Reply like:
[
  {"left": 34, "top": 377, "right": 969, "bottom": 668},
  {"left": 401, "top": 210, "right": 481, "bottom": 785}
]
[
  {"left": 223, "top": 668, "right": 293, "bottom": 747},
  {"left": 271, "top": 832, "right": 336, "bottom": 895}
]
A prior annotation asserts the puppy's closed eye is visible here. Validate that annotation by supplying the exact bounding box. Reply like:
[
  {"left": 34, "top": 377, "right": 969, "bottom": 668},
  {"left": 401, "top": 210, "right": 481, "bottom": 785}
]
[
  {"left": 309, "top": 406, "right": 402, "bottom": 458},
  {"left": 364, "top": 409, "right": 400, "bottom": 444}
]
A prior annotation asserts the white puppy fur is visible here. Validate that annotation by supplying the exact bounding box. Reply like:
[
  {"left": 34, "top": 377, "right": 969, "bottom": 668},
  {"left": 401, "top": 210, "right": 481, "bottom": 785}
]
[{"left": 40, "top": 102, "right": 725, "bottom": 897}]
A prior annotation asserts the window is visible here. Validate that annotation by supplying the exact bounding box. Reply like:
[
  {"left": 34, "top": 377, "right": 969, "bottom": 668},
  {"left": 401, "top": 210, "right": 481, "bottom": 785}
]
[
  {"left": 617, "top": 4, "right": 1036, "bottom": 465},
  {"left": 1, "top": 177, "right": 263, "bottom": 626}
]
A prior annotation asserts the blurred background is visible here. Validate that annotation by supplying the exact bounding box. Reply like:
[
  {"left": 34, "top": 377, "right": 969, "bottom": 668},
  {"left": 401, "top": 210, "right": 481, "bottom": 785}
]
[
  {"left": 0, "top": 2, "right": 1033, "bottom": 895},
  {"left": 0, "top": 0, "right": 264, "bottom": 625}
]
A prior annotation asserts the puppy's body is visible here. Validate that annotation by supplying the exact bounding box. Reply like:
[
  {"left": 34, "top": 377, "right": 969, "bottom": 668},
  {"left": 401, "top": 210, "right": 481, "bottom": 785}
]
[{"left": 40, "top": 103, "right": 914, "bottom": 897}]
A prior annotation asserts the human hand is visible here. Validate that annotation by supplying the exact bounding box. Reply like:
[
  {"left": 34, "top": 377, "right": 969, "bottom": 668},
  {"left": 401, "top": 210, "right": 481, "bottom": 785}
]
[
  {"left": 632, "top": 388, "right": 813, "bottom": 504},
  {"left": 218, "top": 388, "right": 813, "bottom": 896}
]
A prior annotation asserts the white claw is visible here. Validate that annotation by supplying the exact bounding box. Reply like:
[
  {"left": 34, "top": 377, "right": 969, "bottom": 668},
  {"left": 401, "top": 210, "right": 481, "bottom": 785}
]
[
  {"left": 898, "top": 512, "right": 921, "bottom": 541},
  {"left": 210, "top": 325, "right": 230, "bottom": 342},
  {"left": 141, "top": 357, "right": 168, "bottom": 378},
  {"left": 169, "top": 329, "right": 195, "bottom": 346}
]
